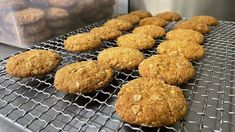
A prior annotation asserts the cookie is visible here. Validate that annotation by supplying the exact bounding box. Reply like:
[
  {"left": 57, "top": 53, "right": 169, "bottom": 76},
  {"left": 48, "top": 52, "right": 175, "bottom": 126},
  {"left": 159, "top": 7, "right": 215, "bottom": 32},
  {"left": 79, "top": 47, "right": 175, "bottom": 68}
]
[
  {"left": 166, "top": 29, "right": 204, "bottom": 44},
  {"left": 117, "top": 33, "right": 155, "bottom": 50},
  {"left": 47, "top": 18, "right": 70, "bottom": 28},
  {"left": 5, "top": 8, "right": 45, "bottom": 25},
  {"left": 54, "top": 60, "right": 113, "bottom": 93},
  {"left": 174, "top": 20, "right": 210, "bottom": 34},
  {"left": 11, "top": 20, "right": 47, "bottom": 35},
  {"left": 130, "top": 10, "right": 152, "bottom": 19},
  {"left": 104, "top": 19, "right": 133, "bottom": 31},
  {"left": 132, "top": 25, "right": 166, "bottom": 38},
  {"left": 117, "top": 14, "right": 140, "bottom": 24},
  {"left": 48, "top": 0, "right": 76, "bottom": 8},
  {"left": 157, "top": 40, "right": 205, "bottom": 61},
  {"left": 97, "top": 47, "right": 144, "bottom": 70},
  {"left": 46, "top": 7, "right": 69, "bottom": 20},
  {"left": 138, "top": 54, "right": 195, "bottom": 85},
  {"left": 64, "top": 33, "right": 102, "bottom": 52},
  {"left": 6, "top": 50, "right": 61, "bottom": 77},
  {"left": 190, "top": 16, "right": 218, "bottom": 26},
  {"left": 0, "top": 0, "right": 27, "bottom": 11},
  {"left": 90, "top": 26, "right": 122, "bottom": 41},
  {"left": 139, "top": 17, "right": 167, "bottom": 27},
  {"left": 155, "top": 11, "right": 182, "bottom": 21},
  {"left": 115, "top": 77, "right": 188, "bottom": 127},
  {"left": 20, "top": 29, "right": 51, "bottom": 44}
]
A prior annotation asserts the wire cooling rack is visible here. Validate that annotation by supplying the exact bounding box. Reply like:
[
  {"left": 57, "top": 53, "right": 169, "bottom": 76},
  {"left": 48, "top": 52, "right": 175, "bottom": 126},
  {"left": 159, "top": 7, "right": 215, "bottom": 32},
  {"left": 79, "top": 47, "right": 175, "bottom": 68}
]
[{"left": 0, "top": 19, "right": 234, "bottom": 132}]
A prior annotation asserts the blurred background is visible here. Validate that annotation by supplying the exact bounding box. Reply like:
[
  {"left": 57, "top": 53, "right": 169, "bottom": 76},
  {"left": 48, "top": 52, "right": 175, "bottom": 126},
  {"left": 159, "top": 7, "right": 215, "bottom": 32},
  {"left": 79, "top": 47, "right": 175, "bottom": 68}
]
[{"left": 129, "top": 0, "right": 235, "bottom": 21}]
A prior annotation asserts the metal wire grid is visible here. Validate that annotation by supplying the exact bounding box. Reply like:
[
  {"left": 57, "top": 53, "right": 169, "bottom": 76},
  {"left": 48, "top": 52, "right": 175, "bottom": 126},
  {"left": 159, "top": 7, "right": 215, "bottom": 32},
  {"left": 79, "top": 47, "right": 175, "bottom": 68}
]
[{"left": 0, "top": 19, "right": 234, "bottom": 132}]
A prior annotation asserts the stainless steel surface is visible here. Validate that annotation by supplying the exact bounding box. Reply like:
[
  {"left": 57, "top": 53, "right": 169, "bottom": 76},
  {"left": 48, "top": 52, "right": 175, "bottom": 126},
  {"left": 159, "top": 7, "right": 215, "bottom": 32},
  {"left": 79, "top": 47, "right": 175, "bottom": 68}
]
[
  {"left": 0, "top": 20, "right": 234, "bottom": 132},
  {"left": 130, "top": 0, "right": 235, "bottom": 21}
]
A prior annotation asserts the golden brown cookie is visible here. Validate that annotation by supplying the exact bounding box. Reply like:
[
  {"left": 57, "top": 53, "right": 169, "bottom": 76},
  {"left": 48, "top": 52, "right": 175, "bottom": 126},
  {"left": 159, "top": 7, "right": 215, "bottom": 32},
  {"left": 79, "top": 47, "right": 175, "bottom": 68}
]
[
  {"left": 6, "top": 50, "right": 61, "bottom": 77},
  {"left": 157, "top": 40, "right": 205, "bottom": 61},
  {"left": 5, "top": 8, "right": 45, "bottom": 25},
  {"left": 190, "top": 16, "right": 218, "bottom": 26},
  {"left": 174, "top": 20, "right": 210, "bottom": 34},
  {"left": 115, "top": 77, "right": 188, "bottom": 127},
  {"left": 166, "top": 29, "right": 204, "bottom": 44},
  {"left": 90, "top": 26, "right": 122, "bottom": 41},
  {"left": 97, "top": 47, "right": 144, "bottom": 70},
  {"left": 116, "top": 14, "right": 140, "bottom": 24},
  {"left": 48, "top": 0, "right": 76, "bottom": 8},
  {"left": 139, "top": 17, "right": 167, "bottom": 27},
  {"left": 103, "top": 19, "right": 133, "bottom": 31},
  {"left": 129, "top": 10, "right": 152, "bottom": 19},
  {"left": 155, "top": 11, "right": 182, "bottom": 21},
  {"left": 138, "top": 54, "right": 195, "bottom": 85},
  {"left": 46, "top": 7, "right": 69, "bottom": 20},
  {"left": 64, "top": 33, "right": 102, "bottom": 52},
  {"left": 117, "top": 33, "right": 155, "bottom": 50},
  {"left": 54, "top": 60, "right": 113, "bottom": 94},
  {"left": 132, "top": 25, "right": 166, "bottom": 38}
]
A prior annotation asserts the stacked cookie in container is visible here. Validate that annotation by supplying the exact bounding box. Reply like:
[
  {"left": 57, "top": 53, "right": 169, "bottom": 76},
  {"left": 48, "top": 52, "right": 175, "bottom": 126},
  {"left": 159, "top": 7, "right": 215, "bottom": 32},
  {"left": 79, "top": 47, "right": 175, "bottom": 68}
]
[
  {"left": 0, "top": 0, "right": 116, "bottom": 48},
  {"left": 5, "top": 8, "right": 219, "bottom": 130}
]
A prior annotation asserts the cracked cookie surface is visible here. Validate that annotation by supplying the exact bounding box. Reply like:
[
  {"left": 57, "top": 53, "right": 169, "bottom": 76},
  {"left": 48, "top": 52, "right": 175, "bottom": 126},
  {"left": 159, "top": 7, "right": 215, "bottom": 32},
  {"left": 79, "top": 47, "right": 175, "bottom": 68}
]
[
  {"left": 54, "top": 61, "right": 113, "bottom": 93},
  {"left": 139, "top": 54, "right": 195, "bottom": 85},
  {"left": 115, "top": 77, "right": 188, "bottom": 127},
  {"left": 6, "top": 50, "right": 61, "bottom": 77}
]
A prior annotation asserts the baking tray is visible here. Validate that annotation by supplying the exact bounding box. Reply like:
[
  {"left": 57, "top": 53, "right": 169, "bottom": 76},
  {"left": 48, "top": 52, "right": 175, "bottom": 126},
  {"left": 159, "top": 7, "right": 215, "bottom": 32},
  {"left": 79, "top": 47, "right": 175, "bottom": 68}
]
[{"left": 0, "top": 19, "right": 234, "bottom": 132}]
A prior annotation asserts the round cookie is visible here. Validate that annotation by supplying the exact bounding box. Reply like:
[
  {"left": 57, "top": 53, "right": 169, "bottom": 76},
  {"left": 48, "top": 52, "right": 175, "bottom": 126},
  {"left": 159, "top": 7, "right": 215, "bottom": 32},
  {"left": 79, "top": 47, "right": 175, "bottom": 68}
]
[
  {"left": 11, "top": 20, "right": 47, "bottom": 35},
  {"left": 90, "top": 26, "right": 122, "bottom": 41},
  {"left": 48, "top": 0, "right": 76, "bottom": 8},
  {"left": 5, "top": 8, "right": 45, "bottom": 25},
  {"left": 138, "top": 54, "right": 195, "bottom": 85},
  {"left": 129, "top": 10, "right": 152, "bottom": 19},
  {"left": 97, "top": 47, "right": 144, "bottom": 71},
  {"left": 155, "top": 11, "right": 182, "bottom": 21},
  {"left": 190, "top": 16, "right": 218, "bottom": 26},
  {"left": 174, "top": 20, "right": 210, "bottom": 34},
  {"left": 104, "top": 19, "right": 133, "bottom": 31},
  {"left": 132, "top": 25, "right": 166, "bottom": 38},
  {"left": 117, "top": 33, "right": 155, "bottom": 50},
  {"left": 64, "top": 33, "right": 102, "bottom": 52},
  {"left": 166, "top": 29, "right": 204, "bottom": 44},
  {"left": 46, "top": 7, "right": 69, "bottom": 20},
  {"left": 6, "top": 50, "right": 61, "bottom": 77},
  {"left": 157, "top": 40, "right": 205, "bottom": 61},
  {"left": 54, "top": 60, "right": 113, "bottom": 93},
  {"left": 116, "top": 14, "right": 140, "bottom": 24},
  {"left": 115, "top": 77, "right": 188, "bottom": 127},
  {"left": 139, "top": 17, "right": 167, "bottom": 27}
]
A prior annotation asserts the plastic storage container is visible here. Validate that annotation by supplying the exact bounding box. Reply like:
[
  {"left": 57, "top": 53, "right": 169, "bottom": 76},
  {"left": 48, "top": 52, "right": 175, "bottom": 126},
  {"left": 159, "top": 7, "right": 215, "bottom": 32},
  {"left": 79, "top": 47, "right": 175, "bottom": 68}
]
[{"left": 0, "top": 0, "right": 124, "bottom": 48}]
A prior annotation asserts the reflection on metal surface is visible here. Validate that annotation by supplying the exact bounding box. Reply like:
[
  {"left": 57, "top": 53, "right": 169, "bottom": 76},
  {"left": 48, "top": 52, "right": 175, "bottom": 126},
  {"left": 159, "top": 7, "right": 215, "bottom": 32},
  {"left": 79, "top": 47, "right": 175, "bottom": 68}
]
[{"left": 130, "top": 0, "right": 235, "bottom": 21}]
